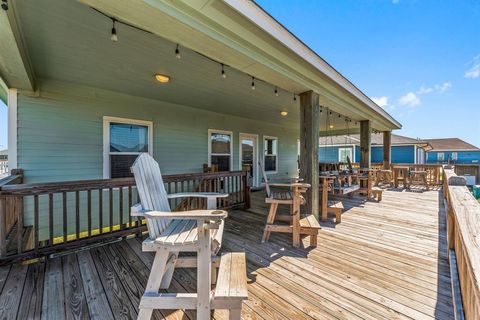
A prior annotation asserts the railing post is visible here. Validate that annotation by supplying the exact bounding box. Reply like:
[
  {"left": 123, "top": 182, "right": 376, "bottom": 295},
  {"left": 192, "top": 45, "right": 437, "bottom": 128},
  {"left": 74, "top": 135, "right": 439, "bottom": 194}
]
[
  {"left": 0, "top": 195, "right": 6, "bottom": 257},
  {"left": 242, "top": 172, "right": 250, "bottom": 210}
]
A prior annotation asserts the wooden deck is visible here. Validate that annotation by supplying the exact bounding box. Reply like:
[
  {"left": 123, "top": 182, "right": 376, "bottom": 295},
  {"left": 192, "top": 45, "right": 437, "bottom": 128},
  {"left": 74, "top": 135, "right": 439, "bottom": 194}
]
[{"left": 0, "top": 188, "right": 453, "bottom": 319}]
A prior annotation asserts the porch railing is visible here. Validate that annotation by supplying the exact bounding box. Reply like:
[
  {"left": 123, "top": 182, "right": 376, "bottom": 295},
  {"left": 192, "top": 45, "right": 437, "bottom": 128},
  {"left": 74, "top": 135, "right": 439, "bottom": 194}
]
[
  {"left": 443, "top": 167, "right": 480, "bottom": 320},
  {"left": 0, "top": 170, "right": 250, "bottom": 264},
  {"left": 454, "top": 164, "right": 480, "bottom": 184}
]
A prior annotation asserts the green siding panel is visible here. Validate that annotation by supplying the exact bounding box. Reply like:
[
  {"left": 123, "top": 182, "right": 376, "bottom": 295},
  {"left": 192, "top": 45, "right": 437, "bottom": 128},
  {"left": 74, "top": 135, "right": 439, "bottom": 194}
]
[{"left": 17, "top": 80, "right": 300, "bottom": 239}]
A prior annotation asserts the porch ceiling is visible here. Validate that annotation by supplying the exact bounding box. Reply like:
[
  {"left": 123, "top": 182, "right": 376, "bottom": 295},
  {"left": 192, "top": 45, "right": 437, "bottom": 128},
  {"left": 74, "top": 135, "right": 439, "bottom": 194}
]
[{"left": 11, "top": 0, "right": 394, "bottom": 133}]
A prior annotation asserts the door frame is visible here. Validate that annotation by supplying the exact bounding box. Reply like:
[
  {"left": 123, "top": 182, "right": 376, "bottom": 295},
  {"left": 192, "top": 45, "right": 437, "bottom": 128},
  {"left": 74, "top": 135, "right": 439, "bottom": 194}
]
[{"left": 239, "top": 133, "right": 259, "bottom": 187}]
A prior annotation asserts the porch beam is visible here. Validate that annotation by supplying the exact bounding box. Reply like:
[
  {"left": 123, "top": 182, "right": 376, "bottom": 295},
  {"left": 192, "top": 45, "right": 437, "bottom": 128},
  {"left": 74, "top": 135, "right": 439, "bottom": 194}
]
[
  {"left": 299, "top": 91, "right": 320, "bottom": 218},
  {"left": 383, "top": 131, "right": 392, "bottom": 169},
  {"left": 360, "top": 120, "right": 371, "bottom": 169},
  {"left": 0, "top": 2, "right": 35, "bottom": 91}
]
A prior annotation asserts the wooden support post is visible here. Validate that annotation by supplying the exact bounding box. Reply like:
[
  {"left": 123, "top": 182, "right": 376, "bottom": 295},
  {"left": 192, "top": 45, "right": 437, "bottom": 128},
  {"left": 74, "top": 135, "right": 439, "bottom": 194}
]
[
  {"left": 299, "top": 91, "right": 320, "bottom": 219},
  {"left": 383, "top": 131, "right": 391, "bottom": 170},
  {"left": 360, "top": 120, "right": 371, "bottom": 169}
]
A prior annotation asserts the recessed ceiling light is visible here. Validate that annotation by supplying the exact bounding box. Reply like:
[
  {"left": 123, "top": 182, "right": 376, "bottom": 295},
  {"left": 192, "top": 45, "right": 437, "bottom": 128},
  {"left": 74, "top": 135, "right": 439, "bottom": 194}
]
[
  {"left": 155, "top": 74, "right": 170, "bottom": 83},
  {"left": 280, "top": 111, "right": 288, "bottom": 116}
]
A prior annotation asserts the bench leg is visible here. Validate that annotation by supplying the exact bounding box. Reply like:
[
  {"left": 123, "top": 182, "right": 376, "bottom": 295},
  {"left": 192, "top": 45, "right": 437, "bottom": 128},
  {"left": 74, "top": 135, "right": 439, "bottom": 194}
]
[
  {"left": 335, "top": 210, "right": 342, "bottom": 223},
  {"left": 139, "top": 248, "right": 169, "bottom": 320},
  {"left": 262, "top": 202, "right": 278, "bottom": 243},
  {"left": 229, "top": 308, "right": 242, "bottom": 320},
  {"left": 310, "top": 232, "right": 318, "bottom": 247}
]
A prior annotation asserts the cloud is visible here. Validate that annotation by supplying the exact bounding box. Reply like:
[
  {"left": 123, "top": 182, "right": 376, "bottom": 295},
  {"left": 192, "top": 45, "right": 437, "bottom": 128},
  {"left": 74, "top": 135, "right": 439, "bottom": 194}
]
[
  {"left": 398, "top": 92, "right": 420, "bottom": 107},
  {"left": 465, "top": 55, "right": 480, "bottom": 79},
  {"left": 416, "top": 82, "right": 451, "bottom": 95},
  {"left": 371, "top": 96, "right": 389, "bottom": 108}
]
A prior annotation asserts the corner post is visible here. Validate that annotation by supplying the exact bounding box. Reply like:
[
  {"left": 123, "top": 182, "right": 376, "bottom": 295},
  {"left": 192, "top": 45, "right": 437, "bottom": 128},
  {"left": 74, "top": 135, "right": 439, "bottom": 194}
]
[
  {"left": 360, "top": 120, "right": 371, "bottom": 169},
  {"left": 299, "top": 91, "right": 320, "bottom": 218},
  {"left": 383, "top": 131, "right": 392, "bottom": 169}
]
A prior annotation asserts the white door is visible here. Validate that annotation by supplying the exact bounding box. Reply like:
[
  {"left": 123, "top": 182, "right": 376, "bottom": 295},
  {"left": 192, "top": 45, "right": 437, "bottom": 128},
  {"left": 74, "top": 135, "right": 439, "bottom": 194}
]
[{"left": 239, "top": 134, "right": 258, "bottom": 187}]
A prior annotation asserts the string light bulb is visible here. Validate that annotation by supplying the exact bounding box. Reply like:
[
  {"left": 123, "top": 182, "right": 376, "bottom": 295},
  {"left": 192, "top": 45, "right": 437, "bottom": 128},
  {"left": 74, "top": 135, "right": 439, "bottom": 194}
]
[
  {"left": 221, "top": 64, "right": 226, "bottom": 79},
  {"left": 175, "top": 44, "right": 181, "bottom": 59},
  {"left": 110, "top": 18, "right": 118, "bottom": 42},
  {"left": 275, "top": 87, "right": 278, "bottom": 97},
  {"left": 251, "top": 77, "right": 255, "bottom": 90}
]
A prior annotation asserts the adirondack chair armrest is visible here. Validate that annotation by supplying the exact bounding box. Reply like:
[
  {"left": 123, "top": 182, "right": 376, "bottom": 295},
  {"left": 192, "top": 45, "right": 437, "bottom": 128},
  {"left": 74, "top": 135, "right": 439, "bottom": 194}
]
[
  {"left": 143, "top": 209, "right": 228, "bottom": 221},
  {"left": 166, "top": 192, "right": 228, "bottom": 199}
]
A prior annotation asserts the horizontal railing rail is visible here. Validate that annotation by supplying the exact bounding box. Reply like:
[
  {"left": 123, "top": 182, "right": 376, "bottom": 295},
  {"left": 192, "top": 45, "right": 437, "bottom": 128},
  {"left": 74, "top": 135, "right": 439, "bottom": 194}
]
[
  {"left": 0, "top": 170, "right": 249, "bottom": 264},
  {"left": 443, "top": 167, "right": 480, "bottom": 320}
]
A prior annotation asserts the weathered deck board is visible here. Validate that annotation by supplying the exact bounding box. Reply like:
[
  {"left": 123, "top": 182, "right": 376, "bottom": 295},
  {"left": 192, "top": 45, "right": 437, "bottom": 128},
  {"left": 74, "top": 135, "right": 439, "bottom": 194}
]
[{"left": 0, "top": 189, "right": 453, "bottom": 319}]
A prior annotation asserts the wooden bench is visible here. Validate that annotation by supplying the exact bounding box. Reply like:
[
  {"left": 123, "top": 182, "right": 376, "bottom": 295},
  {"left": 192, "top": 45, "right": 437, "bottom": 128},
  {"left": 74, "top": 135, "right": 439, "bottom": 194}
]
[
  {"left": 299, "top": 214, "right": 321, "bottom": 246},
  {"left": 213, "top": 252, "right": 248, "bottom": 320},
  {"left": 327, "top": 200, "right": 343, "bottom": 223}
]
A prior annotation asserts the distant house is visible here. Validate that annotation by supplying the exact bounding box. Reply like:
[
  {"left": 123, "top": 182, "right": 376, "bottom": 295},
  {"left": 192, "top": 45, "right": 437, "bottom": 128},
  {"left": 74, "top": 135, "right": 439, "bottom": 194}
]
[
  {"left": 425, "top": 138, "right": 480, "bottom": 164},
  {"left": 319, "top": 133, "right": 430, "bottom": 164},
  {"left": 0, "top": 149, "right": 7, "bottom": 161}
]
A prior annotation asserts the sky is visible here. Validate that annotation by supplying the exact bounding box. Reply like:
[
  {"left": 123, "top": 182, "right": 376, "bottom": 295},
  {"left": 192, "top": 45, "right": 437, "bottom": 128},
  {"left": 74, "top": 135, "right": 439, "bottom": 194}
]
[
  {"left": 0, "top": 0, "right": 479, "bottom": 149},
  {"left": 257, "top": 0, "right": 480, "bottom": 146}
]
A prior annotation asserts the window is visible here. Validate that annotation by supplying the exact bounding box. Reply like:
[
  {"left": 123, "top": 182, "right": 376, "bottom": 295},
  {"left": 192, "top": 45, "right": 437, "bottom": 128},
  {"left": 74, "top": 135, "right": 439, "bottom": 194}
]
[
  {"left": 103, "top": 117, "right": 153, "bottom": 178},
  {"left": 208, "top": 130, "right": 233, "bottom": 172},
  {"left": 338, "top": 147, "right": 353, "bottom": 163},
  {"left": 451, "top": 152, "right": 458, "bottom": 161},
  {"left": 437, "top": 152, "right": 445, "bottom": 162},
  {"left": 264, "top": 136, "right": 278, "bottom": 173}
]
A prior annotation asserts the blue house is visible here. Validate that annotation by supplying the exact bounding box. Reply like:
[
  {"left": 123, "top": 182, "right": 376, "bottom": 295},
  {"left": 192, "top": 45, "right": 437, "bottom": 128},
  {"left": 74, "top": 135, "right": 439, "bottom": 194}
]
[
  {"left": 319, "top": 133, "right": 429, "bottom": 164},
  {"left": 425, "top": 138, "right": 480, "bottom": 164}
]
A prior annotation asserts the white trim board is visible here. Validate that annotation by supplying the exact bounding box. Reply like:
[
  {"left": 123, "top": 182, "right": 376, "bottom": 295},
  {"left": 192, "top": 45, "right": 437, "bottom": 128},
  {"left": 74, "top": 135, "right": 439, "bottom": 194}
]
[
  {"left": 7, "top": 88, "right": 17, "bottom": 169},
  {"left": 103, "top": 116, "right": 154, "bottom": 179}
]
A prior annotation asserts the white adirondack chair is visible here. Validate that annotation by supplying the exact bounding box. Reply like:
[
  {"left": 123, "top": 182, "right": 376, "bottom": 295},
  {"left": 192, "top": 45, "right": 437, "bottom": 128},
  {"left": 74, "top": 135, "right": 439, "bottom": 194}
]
[{"left": 130, "top": 153, "right": 229, "bottom": 320}]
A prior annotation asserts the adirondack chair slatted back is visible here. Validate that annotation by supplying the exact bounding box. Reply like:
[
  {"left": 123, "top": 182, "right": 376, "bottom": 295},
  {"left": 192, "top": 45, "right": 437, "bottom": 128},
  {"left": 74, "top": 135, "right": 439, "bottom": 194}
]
[
  {"left": 132, "top": 153, "right": 171, "bottom": 237},
  {"left": 258, "top": 161, "right": 271, "bottom": 198}
]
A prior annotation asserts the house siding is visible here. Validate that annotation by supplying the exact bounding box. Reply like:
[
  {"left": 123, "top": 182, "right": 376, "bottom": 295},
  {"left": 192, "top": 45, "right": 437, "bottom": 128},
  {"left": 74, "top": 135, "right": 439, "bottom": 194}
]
[
  {"left": 426, "top": 151, "right": 480, "bottom": 164},
  {"left": 319, "top": 145, "right": 416, "bottom": 164},
  {"left": 17, "top": 80, "right": 300, "bottom": 238}
]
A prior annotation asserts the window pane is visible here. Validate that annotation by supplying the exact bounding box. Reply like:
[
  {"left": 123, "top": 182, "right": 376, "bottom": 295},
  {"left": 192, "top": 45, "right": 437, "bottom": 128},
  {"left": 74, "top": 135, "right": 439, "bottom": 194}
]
[
  {"left": 211, "top": 133, "right": 231, "bottom": 154},
  {"left": 265, "top": 155, "right": 276, "bottom": 172},
  {"left": 264, "top": 138, "right": 277, "bottom": 155},
  {"left": 110, "top": 123, "right": 148, "bottom": 152},
  {"left": 110, "top": 154, "right": 138, "bottom": 178},
  {"left": 211, "top": 155, "right": 230, "bottom": 172}
]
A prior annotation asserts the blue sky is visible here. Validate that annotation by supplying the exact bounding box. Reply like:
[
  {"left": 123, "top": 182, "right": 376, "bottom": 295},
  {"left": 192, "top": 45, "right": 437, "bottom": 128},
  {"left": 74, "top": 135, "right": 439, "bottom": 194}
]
[
  {"left": 258, "top": 0, "right": 480, "bottom": 146},
  {"left": 1, "top": 0, "right": 479, "bottom": 149}
]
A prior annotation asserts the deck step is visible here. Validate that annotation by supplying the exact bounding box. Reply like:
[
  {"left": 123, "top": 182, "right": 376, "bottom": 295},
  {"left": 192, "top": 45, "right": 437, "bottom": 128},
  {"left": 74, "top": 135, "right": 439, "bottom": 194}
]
[{"left": 299, "top": 214, "right": 321, "bottom": 229}]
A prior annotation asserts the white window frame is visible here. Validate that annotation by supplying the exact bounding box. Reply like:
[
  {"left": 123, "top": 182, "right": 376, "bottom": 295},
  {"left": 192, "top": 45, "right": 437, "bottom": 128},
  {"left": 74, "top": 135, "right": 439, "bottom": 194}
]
[
  {"left": 263, "top": 135, "right": 278, "bottom": 174},
  {"left": 338, "top": 147, "right": 353, "bottom": 163},
  {"left": 103, "top": 116, "right": 153, "bottom": 178},
  {"left": 437, "top": 152, "right": 445, "bottom": 162},
  {"left": 451, "top": 152, "right": 458, "bottom": 161},
  {"left": 208, "top": 129, "right": 233, "bottom": 171}
]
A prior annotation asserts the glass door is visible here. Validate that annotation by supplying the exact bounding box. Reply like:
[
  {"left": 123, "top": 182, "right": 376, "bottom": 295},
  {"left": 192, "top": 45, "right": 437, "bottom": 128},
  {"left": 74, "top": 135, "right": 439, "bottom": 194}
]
[{"left": 240, "top": 134, "right": 258, "bottom": 187}]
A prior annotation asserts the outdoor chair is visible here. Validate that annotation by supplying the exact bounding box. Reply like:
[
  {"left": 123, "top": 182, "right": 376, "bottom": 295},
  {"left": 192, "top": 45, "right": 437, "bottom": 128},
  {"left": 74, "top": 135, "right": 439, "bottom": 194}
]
[{"left": 131, "top": 153, "right": 247, "bottom": 319}]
